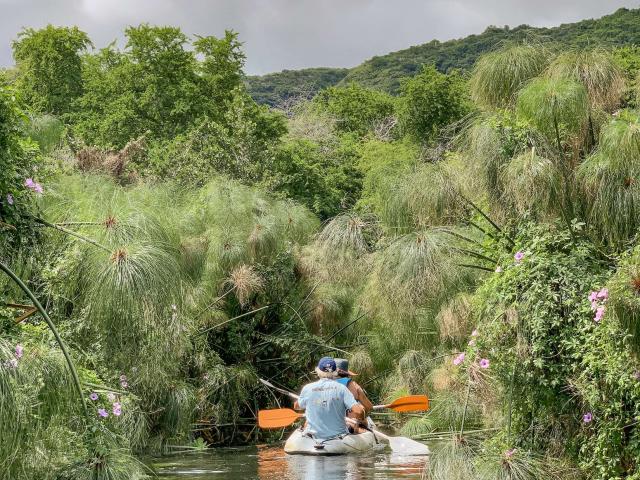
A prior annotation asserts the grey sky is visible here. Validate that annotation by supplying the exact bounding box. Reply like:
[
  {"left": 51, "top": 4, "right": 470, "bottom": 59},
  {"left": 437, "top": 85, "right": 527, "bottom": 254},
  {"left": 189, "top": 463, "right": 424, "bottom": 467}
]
[{"left": 1, "top": 0, "right": 639, "bottom": 75}]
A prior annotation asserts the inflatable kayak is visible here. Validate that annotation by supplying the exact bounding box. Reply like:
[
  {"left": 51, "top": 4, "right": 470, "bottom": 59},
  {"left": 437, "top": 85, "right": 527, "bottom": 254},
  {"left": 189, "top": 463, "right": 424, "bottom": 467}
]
[{"left": 284, "top": 428, "right": 389, "bottom": 455}]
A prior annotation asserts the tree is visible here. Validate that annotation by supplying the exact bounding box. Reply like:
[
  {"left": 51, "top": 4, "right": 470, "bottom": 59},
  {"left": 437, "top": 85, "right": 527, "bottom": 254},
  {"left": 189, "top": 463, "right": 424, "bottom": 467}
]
[
  {"left": 314, "top": 83, "right": 396, "bottom": 136},
  {"left": 261, "top": 135, "right": 362, "bottom": 219},
  {"left": 398, "top": 65, "right": 471, "bottom": 142},
  {"left": 195, "top": 30, "right": 246, "bottom": 111},
  {"left": 12, "top": 25, "right": 92, "bottom": 115},
  {"left": 68, "top": 26, "right": 256, "bottom": 150}
]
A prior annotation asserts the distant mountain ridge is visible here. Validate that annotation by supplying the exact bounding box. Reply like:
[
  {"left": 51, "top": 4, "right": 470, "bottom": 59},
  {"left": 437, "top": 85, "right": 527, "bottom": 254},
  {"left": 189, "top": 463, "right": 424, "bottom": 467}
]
[{"left": 245, "top": 7, "right": 640, "bottom": 106}]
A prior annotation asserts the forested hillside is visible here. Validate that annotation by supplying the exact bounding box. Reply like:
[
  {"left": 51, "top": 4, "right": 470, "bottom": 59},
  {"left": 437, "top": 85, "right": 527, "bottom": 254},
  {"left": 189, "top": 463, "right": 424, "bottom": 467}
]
[{"left": 246, "top": 7, "right": 640, "bottom": 105}]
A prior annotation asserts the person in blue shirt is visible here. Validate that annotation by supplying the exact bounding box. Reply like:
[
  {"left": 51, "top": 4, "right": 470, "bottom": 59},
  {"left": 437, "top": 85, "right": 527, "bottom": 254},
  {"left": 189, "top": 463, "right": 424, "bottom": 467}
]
[{"left": 293, "top": 356, "right": 365, "bottom": 439}]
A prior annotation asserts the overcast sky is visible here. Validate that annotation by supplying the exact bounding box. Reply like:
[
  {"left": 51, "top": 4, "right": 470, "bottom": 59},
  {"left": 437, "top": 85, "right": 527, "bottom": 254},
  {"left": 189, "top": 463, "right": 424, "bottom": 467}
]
[{"left": 1, "top": 0, "right": 639, "bottom": 75}]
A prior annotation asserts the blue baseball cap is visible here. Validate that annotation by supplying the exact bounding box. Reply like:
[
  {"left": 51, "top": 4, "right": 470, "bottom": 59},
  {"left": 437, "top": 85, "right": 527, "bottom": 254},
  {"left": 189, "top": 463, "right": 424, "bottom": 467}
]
[{"left": 317, "top": 356, "right": 336, "bottom": 372}]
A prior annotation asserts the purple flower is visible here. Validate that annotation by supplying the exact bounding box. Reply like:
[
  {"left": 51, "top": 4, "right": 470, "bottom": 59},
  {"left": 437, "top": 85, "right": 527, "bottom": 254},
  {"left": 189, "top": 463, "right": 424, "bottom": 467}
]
[
  {"left": 597, "top": 288, "right": 609, "bottom": 300},
  {"left": 514, "top": 251, "right": 525, "bottom": 263},
  {"left": 112, "top": 402, "right": 122, "bottom": 416},
  {"left": 495, "top": 266, "right": 502, "bottom": 273},
  {"left": 594, "top": 306, "right": 605, "bottom": 323},
  {"left": 6, "top": 194, "right": 13, "bottom": 205},
  {"left": 24, "top": 178, "right": 44, "bottom": 194},
  {"left": 15, "top": 344, "right": 23, "bottom": 359},
  {"left": 453, "top": 353, "right": 465, "bottom": 366},
  {"left": 479, "top": 358, "right": 490, "bottom": 369},
  {"left": 89, "top": 392, "right": 99, "bottom": 401},
  {"left": 505, "top": 448, "right": 516, "bottom": 458},
  {"left": 583, "top": 412, "right": 593, "bottom": 423},
  {"left": 588, "top": 291, "right": 598, "bottom": 302},
  {"left": 98, "top": 408, "right": 109, "bottom": 418}
]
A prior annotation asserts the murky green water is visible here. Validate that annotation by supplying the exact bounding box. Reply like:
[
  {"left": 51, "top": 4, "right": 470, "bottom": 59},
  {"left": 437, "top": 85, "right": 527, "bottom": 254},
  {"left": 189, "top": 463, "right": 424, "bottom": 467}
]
[{"left": 148, "top": 445, "right": 428, "bottom": 479}]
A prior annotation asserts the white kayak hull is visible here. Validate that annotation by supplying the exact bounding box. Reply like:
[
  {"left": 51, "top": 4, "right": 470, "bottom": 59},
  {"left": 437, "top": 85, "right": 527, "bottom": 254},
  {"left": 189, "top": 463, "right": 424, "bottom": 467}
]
[{"left": 284, "top": 428, "right": 388, "bottom": 456}]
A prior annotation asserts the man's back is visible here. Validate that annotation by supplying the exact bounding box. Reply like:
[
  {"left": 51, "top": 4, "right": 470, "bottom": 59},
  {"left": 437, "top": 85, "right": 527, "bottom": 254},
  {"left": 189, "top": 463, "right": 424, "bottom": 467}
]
[{"left": 297, "top": 378, "right": 357, "bottom": 439}]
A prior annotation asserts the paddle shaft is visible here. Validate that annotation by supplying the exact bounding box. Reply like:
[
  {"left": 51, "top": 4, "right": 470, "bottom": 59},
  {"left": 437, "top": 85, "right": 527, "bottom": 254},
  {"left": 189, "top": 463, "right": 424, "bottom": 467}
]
[{"left": 259, "top": 378, "right": 424, "bottom": 411}]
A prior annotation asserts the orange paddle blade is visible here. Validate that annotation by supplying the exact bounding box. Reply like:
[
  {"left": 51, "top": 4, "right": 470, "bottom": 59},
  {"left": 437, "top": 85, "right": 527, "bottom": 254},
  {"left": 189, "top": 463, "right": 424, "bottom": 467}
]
[
  {"left": 258, "top": 408, "right": 303, "bottom": 429},
  {"left": 385, "top": 395, "right": 429, "bottom": 412}
]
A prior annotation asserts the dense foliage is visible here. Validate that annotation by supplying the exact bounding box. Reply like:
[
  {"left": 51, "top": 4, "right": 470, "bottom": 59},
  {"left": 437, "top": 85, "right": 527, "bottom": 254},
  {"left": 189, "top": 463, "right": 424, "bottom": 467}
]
[{"left": 6, "top": 11, "right": 640, "bottom": 480}]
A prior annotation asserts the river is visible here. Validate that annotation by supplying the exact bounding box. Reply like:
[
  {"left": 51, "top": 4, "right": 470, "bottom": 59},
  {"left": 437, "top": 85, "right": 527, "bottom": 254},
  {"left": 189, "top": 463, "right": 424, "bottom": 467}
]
[{"left": 148, "top": 445, "right": 428, "bottom": 479}]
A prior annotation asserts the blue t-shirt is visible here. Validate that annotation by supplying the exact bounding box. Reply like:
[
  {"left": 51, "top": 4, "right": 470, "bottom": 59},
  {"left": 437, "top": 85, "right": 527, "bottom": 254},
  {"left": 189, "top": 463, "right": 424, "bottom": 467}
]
[{"left": 298, "top": 378, "right": 358, "bottom": 439}]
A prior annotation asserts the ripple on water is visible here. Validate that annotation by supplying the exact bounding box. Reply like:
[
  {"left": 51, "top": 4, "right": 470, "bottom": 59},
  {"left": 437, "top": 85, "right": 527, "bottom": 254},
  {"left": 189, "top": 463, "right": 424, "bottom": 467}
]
[{"left": 148, "top": 445, "right": 429, "bottom": 480}]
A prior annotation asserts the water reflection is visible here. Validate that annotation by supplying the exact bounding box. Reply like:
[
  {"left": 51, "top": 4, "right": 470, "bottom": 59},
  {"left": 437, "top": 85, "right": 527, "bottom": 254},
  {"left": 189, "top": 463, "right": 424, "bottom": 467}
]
[{"left": 149, "top": 445, "right": 428, "bottom": 479}]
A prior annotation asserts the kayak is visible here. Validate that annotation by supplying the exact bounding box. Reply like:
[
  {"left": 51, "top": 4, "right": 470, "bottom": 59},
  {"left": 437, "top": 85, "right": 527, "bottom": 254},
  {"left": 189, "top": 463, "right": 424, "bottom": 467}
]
[{"left": 284, "top": 428, "right": 389, "bottom": 456}]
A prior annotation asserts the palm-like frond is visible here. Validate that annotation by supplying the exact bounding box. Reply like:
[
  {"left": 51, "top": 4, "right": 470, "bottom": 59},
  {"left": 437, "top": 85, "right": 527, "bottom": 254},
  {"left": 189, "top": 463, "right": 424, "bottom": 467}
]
[
  {"left": 470, "top": 44, "right": 553, "bottom": 109},
  {"left": 577, "top": 111, "right": 640, "bottom": 246},
  {"left": 516, "top": 78, "right": 589, "bottom": 148},
  {"left": 501, "top": 148, "right": 564, "bottom": 216},
  {"left": 546, "top": 48, "right": 625, "bottom": 112}
]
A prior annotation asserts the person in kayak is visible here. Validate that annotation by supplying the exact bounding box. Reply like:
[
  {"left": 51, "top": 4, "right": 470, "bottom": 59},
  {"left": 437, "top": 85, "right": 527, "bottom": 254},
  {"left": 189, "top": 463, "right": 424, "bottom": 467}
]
[
  {"left": 293, "top": 356, "right": 366, "bottom": 439},
  {"left": 334, "top": 358, "right": 373, "bottom": 413}
]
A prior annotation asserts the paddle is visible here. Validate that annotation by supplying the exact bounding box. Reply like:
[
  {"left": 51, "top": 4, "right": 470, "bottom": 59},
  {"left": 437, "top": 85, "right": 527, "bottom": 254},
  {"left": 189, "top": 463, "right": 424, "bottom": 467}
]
[
  {"left": 258, "top": 378, "right": 429, "bottom": 412},
  {"left": 258, "top": 408, "right": 303, "bottom": 429},
  {"left": 372, "top": 395, "right": 429, "bottom": 413}
]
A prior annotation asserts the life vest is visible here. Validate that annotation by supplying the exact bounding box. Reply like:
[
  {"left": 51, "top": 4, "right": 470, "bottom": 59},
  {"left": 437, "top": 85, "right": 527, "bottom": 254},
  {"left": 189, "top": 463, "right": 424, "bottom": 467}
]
[{"left": 336, "top": 377, "right": 351, "bottom": 387}]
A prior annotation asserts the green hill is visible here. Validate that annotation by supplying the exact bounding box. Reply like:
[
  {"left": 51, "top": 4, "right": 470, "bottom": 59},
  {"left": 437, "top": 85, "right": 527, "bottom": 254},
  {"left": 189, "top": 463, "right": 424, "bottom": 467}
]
[
  {"left": 245, "top": 67, "right": 348, "bottom": 107},
  {"left": 246, "top": 7, "right": 640, "bottom": 105}
]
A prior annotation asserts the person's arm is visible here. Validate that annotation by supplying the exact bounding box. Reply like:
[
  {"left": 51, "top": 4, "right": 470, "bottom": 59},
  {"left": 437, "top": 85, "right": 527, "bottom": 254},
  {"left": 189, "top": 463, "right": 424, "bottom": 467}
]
[
  {"left": 295, "top": 385, "right": 308, "bottom": 411},
  {"left": 351, "top": 382, "right": 373, "bottom": 414},
  {"left": 342, "top": 384, "right": 365, "bottom": 420}
]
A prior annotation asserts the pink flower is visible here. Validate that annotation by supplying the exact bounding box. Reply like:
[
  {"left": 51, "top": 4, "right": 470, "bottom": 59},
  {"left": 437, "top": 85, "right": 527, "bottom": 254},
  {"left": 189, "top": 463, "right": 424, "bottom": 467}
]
[
  {"left": 495, "top": 266, "right": 502, "bottom": 273},
  {"left": 597, "top": 288, "right": 609, "bottom": 300},
  {"left": 15, "top": 344, "right": 23, "bottom": 359},
  {"left": 514, "top": 251, "right": 525, "bottom": 263},
  {"left": 594, "top": 306, "right": 605, "bottom": 323},
  {"left": 583, "top": 412, "right": 592, "bottom": 423},
  {"left": 107, "top": 393, "right": 116, "bottom": 402},
  {"left": 120, "top": 380, "right": 128, "bottom": 389},
  {"left": 119, "top": 374, "right": 127, "bottom": 382},
  {"left": 6, "top": 194, "right": 13, "bottom": 205},
  {"left": 453, "top": 353, "right": 465, "bottom": 366},
  {"left": 89, "top": 392, "right": 99, "bottom": 401},
  {"left": 468, "top": 339, "right": 476, "bottom": 346},
  {"left": 479, "top": 358, "right": 490, "bottom": 369},
  {"left": 591, "top": 301, "right": 598, "bottom": 311},
  {"left": 588, "top": 291, "right": 598, "bottom": 302},
  {"left": 33, "top": 183, "right": 43, "bottom": 194},
  {"left": 471, "top": 329, "right": 479, "bottom": 337},
  {"left": 98, "top": 408, "right": 109, "bottom": 418},
  {"left": 112, "top": 402, "right": 122, "bottom": 416},
  {"left": 505, "top": 448, "right": 516, "bottom": 458}
]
